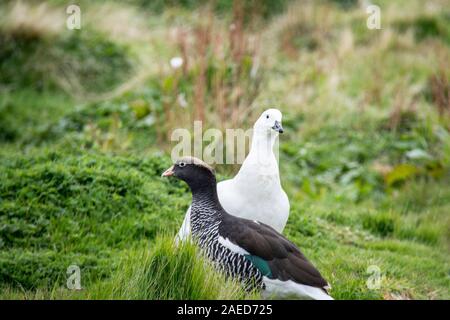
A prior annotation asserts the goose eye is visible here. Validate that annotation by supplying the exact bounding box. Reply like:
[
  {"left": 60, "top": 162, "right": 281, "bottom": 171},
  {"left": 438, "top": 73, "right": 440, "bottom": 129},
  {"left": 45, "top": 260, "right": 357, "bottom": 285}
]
[
  {"left": 266, "top": 115, "right": 269, "bottom": 119},
  {"left": 178, "top": 162, "right": 186, "bottom": 168}
]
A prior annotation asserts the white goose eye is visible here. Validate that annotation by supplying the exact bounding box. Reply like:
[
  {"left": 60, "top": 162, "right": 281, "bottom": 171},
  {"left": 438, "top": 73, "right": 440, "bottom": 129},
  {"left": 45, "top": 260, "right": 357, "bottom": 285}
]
[
  {"left": 266, "top": 115, "right": 269, "bottom": 119},
  {"left": 178, "top": 162, "right": 186, "bottom": 168}
]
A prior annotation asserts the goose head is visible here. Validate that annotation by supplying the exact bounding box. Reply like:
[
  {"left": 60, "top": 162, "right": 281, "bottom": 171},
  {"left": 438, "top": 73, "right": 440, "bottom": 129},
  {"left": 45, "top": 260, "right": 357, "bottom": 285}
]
[
  {"left": 162, "top": 156, "right": 216, "bottom": 192},
  {"left": 253, "top": 109, "right": 284, "bottom": 134}
]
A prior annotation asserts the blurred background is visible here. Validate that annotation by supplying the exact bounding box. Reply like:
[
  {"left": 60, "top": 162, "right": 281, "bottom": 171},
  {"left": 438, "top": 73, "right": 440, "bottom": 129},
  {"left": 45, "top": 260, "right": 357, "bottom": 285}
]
[{"left": 0, "top": 0, "right": 449, "bottom": 299}]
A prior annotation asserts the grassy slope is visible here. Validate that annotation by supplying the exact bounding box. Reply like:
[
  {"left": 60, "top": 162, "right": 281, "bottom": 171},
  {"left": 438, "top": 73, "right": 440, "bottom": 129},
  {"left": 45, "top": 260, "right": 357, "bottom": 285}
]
[
  {"left": 0, "top": 0, "right": 449, "bottom": 299},
  {"left": 0, "top": 145, "right": 448, "bottom": 299}
]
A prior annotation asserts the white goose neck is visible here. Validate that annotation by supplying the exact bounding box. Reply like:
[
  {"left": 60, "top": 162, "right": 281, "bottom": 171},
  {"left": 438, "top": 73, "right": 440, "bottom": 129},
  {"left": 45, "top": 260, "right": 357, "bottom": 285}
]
[
  {"left": 236, "top": 129, "right": 279, "bottom": 179},
  {"left": 251, "top": 128, "right": 277, "bottom": 148}
]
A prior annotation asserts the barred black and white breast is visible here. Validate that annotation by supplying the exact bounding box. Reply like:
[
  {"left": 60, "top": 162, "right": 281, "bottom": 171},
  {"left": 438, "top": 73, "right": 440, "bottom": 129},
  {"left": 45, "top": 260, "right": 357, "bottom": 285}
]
[{"left": 191, "top": 202, "right": 265, "bottom": 291}]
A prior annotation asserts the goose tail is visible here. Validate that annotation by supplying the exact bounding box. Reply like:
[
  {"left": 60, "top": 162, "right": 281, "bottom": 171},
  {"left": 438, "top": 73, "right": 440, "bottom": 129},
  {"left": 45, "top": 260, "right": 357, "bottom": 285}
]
[{"left": 263, "top": 278, "right": 334, "bottom": 300}]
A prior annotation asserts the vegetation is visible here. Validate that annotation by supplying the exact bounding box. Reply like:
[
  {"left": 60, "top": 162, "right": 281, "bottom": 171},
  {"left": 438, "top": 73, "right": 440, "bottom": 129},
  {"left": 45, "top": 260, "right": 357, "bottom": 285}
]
[{"left": 0, "top": 0, "right": 449, "bottom": 299}]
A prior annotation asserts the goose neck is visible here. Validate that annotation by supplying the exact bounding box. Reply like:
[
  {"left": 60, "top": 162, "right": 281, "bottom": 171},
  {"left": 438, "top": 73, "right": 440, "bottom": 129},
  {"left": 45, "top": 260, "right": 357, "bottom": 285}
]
[
  {"left": 250, "top": 129, "right": 277, "bottom": 151},
  {"left": 190, "top": 185, "right": 223, "bottom": 220}
]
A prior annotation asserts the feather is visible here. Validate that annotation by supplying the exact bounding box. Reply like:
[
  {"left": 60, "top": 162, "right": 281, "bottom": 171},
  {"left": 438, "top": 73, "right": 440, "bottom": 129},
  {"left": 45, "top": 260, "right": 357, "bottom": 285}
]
[{"left": 176, "top": 109, "right": 290, "bottom": 242}]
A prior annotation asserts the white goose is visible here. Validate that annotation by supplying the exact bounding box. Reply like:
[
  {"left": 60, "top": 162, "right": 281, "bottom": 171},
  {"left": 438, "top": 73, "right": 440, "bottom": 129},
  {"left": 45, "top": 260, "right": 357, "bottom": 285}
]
[{"left": 177, "top": 109, "right": 290, "bottom": 241}]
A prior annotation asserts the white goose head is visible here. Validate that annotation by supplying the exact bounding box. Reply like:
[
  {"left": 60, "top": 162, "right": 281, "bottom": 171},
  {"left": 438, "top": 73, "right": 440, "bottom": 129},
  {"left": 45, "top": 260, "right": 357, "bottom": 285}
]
[{"left": 253, "top": 109, "right": 284, "bottom": 135}]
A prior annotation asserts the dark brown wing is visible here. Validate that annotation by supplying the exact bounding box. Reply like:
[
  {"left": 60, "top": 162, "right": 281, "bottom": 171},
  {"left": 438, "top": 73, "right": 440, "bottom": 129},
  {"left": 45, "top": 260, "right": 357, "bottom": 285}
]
[{"left": 219, "top": 213, "right": 329, "bottom": 289}]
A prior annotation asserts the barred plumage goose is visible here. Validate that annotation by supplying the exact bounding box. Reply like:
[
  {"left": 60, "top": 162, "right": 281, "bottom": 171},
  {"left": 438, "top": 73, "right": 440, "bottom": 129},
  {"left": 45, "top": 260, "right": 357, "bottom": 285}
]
[
  {"left": 162, "top": 157, "right": 333, "bottom": 300},
  {"left": 177, "top": 109, "right": 290, "bottom": 242}
]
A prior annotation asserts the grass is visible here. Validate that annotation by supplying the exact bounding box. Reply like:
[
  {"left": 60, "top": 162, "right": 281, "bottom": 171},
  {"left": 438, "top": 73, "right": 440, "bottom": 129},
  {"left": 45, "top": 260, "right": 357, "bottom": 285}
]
[
  {"left": 0, "top": 147, "right": 448, "bottom": 299},
  {"left": 0, "top": 0, "right": 449, "bottom": 299},
  {"left": 0, "top": 236, "right": 253, "bottom": 300}
]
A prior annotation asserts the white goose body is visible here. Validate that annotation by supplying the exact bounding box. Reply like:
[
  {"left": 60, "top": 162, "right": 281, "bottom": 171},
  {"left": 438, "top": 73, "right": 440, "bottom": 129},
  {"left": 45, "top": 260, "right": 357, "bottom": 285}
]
[
  {"left": 177, "top": 109, "right": 290, "bottom": 241},
  {"left": 217, "top": 142, "right": 289, "bottom": 232}
]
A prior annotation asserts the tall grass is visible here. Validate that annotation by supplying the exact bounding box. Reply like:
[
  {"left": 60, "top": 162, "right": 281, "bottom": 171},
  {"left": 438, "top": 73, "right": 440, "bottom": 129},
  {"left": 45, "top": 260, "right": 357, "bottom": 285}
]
[
  {"left": 0, "top": 236, "right": 255, "bottom": 300},
  {"left": 89, "top": 236, "right": 254, "bottom": 300},
  {"left": 155, "top": 1, "right": 264, "bottom": 141}
]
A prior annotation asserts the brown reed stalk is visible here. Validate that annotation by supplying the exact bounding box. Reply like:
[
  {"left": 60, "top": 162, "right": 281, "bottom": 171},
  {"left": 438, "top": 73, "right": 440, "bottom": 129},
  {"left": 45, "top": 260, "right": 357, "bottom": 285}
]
[
  {"left": 177, "top": 28, "right": 190, "bottom": 76},
  {"left": 430, "top": 72, "right": 450, "bottom": 117},
  {"left": 229, "top": 0, "right": 246, "bottom": 127},
  {"left": 163, "top": 0, "right": 263, "bottom": 134},
  {"left": 193, "top": 25, "right": 209, "bottom": 122}
]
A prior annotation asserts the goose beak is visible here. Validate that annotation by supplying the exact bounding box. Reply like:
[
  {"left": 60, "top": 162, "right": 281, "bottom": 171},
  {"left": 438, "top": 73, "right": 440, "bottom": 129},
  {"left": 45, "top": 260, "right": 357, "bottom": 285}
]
[
  {"left": 161, "top": 165, "right": 175, "bottom": 177},
  {"left": 272, "top": 120, "right": 284, "bottom": 133}
]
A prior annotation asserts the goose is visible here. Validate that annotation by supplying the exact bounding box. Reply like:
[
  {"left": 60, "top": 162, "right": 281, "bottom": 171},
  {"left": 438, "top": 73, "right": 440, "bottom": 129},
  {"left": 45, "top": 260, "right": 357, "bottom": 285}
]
[
  {"left": 177, "top": 109, "right": 289, "bottom": 241},
  {"left": 163, "top": 157, "right": 333, "bottom": 300}
]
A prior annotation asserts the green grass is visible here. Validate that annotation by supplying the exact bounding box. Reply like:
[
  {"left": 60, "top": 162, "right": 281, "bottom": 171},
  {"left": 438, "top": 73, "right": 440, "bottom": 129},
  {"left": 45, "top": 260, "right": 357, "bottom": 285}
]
[
  {"left": 0, "top": 236, "right": 253, "bottom": 300},
  {"left": 0, "top": 0, "right": 449, "bottom": 300},
  {"left": 0, "top": 24, "right": 134, "bottom": 94},
  {"left": 0, "top": 147, "right": 448, "bottom": 299}
]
